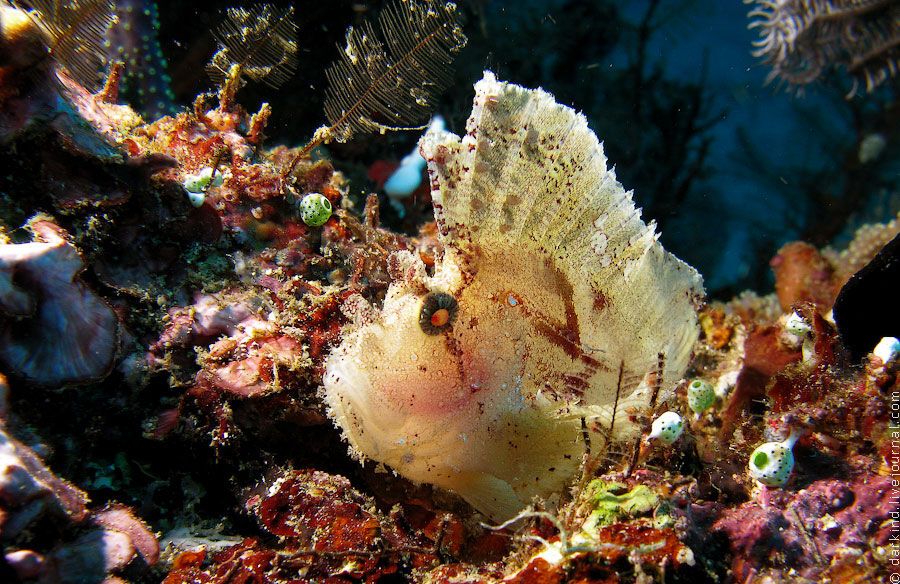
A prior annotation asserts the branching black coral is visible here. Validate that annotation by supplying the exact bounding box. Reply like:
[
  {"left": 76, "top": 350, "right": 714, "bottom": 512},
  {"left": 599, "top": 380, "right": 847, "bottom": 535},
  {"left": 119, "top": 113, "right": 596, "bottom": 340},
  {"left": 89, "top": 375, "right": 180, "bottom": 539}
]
[
  {"left": 208, "top": 4, "right": 299, "bottom": 89},
  {"left": 25, "top": 0, "right": 117, "bottom": 91},
  {"left": 746, "top": 0, "right": 900, "bottom": 95}
]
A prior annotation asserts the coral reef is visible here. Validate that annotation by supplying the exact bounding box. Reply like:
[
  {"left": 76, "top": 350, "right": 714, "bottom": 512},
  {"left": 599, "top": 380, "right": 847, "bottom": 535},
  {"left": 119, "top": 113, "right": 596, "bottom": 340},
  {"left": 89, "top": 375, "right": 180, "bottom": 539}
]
[
  {"left": 0, "top": 221, "right": 118, "bottom": 386},
  {"left": 164, "top": 469, "right": 472, "bottom": 583},
  {"left": 0, "top": 374, "right": 158, "bottom": 582},
  {"left": 770, "top": 213, "right": 900, "bottom": 314},
  {"left": 713, "top": 468, "right": 893, "bottom": 581},
  {"left": 0, "top": 3, "right": 897, "bottom": 582}
]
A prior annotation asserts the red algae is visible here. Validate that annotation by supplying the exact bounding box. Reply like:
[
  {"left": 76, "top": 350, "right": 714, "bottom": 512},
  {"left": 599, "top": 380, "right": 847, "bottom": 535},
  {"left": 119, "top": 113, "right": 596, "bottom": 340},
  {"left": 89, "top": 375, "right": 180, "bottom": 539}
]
[{"left": 165, "top": 469, "right": 467, "bottom": 583}]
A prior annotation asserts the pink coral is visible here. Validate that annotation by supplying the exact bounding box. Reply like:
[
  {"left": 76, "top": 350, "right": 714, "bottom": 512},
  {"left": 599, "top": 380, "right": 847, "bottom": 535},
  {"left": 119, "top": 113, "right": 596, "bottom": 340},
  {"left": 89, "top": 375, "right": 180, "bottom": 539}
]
[
  {"left": 0, "top": 221, "right": 118, "bottom": 386},
  {"left": 150, "top": 293, "right": 256, "bottom": 355},
  {"left": 712, "top": 471, "right": 892, "bottom": 581}
]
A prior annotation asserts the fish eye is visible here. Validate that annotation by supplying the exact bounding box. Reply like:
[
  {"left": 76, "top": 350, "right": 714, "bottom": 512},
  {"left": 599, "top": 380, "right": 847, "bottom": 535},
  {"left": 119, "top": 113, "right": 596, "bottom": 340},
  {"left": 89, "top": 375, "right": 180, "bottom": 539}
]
[{"left": 419, "top": 292, "right": 458, "bottom": 335}]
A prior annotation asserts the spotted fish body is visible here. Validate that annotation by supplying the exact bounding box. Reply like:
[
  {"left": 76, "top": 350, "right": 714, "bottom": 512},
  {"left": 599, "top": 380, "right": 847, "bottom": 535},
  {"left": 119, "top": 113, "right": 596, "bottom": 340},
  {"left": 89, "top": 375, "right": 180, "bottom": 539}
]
[{"left": 323, "top": 72, "right": 703, "bottom": 520}]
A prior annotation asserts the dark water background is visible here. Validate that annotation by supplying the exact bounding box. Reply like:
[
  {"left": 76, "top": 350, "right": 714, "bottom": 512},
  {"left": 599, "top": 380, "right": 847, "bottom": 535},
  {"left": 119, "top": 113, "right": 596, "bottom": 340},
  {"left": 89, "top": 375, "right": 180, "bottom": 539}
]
[{"left": 151, "top": 0, "right": 899, "bottom": 296}]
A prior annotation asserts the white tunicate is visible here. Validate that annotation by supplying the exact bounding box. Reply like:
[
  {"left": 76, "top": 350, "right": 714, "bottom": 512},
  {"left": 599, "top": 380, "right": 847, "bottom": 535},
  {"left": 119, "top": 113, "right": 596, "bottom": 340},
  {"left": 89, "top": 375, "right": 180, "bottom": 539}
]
[
  {"left": 784, "top": 311, "right": 811, "bottom": 337},
  {"left": 183, "top": 167, "right": 225, "bottom": 197},
  {"left": 648, "top": 411, "right": 684, "bottom": 445},
  {"left": 748, "top": 433, "right": 799, "bottom": 487},
  {"left": 784, "top": 311, "right": 816, "bottom": 362},
  {"left": 858, "top": 133, "right": 887, "bottom": 164},
  {"left": 873, "top": 336, "right": 900, "bottom": 365},
  {"left": 186, "top": 190, "right": 206, "bottom": 208}
]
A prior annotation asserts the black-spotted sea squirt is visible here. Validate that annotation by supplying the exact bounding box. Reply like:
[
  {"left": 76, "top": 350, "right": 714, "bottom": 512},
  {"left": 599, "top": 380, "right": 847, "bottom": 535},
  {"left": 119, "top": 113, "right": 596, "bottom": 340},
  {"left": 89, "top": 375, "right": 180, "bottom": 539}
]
[
  {"left": 323, "top": 72, "right": 704, "bottom": 520},
  {"left": 687, "top": 378, "right": 716, "bottom": 414},
  {"left": 748, "top": 431, "right": 800, "bottom": 488}
]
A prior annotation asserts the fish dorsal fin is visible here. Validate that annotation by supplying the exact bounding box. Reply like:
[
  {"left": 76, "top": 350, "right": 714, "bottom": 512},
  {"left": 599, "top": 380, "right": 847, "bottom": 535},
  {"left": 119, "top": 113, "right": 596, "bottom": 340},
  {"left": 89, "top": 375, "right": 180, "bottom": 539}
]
[{"left": 420, "top": 71, "right": 703, "bottom": 419}]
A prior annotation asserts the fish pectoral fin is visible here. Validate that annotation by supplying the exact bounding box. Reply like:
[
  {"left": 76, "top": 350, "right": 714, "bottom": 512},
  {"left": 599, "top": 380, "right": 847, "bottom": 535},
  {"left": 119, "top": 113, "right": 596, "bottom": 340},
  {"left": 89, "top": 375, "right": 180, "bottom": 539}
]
[{"left": 453, "top": 472, "right": 525, "bottom": 523}]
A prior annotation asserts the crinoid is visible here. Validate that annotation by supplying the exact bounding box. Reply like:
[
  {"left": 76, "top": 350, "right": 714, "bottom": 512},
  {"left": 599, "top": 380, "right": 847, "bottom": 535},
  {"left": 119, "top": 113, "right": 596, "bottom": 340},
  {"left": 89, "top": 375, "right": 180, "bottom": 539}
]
[
  {"left": 284, "top": 0, "right": 467, "bottom": 175},
  {"left": 323, "top": 72, "right": 703, "bottom": 521},
  {"left": 25, "top": 0, "right": 118, "bottom": 91},
  {"left": 746, "top": 0, "right": 900, "bottom": 94},
  {"left": 207, "top": 3, "right": 299, "bottom": 90}
]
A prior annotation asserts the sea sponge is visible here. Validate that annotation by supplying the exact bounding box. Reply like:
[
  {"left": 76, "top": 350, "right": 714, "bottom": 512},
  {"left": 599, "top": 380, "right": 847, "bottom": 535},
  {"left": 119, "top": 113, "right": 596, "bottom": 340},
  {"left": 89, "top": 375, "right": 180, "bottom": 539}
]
[
  {"left": 323, "top": 72, "right": 703, "bottom": 520},
  {"left": 0, "top": 220, "right": 118, "bottom": 386}
]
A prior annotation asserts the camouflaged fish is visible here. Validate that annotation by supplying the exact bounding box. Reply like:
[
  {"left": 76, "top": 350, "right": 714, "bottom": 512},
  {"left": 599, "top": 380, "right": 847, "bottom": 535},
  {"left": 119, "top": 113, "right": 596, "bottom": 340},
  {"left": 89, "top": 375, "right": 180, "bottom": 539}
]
[{"left": 323, "top": 71, "right": 703, "bottom": 520}]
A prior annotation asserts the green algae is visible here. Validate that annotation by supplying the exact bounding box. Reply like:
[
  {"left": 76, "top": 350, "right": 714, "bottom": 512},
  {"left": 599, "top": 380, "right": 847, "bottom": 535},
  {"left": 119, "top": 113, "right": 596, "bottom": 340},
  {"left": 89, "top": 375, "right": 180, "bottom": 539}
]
[{"left": 583, "top": 480, "right": 659, "bottom": 528}]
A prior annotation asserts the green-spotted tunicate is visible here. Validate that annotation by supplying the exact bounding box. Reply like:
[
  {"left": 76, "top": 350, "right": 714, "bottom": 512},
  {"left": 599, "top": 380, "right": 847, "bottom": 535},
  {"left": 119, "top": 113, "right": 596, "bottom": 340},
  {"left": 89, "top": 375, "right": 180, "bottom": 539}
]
[
  {"left": 687, "top": 379, "right": 715, "bottom": 413},
  {"left": 182, "top": 167, "right": 225, "bottom": 208},
  {"left": 748, "top": 433, "right": 799, "bottom": 487},
  {"left": 648, "top": 411, "right": 684, "bottom": 445},
  {"left": 784, "top": 311, "right": 811, "bottom": 337},
  {"left": 299, "top": 192, "right": 332, "bottom": 227}
]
